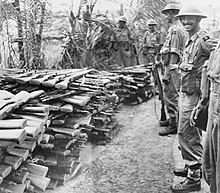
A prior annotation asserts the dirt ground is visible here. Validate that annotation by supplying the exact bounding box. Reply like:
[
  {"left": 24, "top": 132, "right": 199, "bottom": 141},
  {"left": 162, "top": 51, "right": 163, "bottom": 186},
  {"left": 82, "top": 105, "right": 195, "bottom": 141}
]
[{"left": 47, "top": 98, "right": 210, "bottom": 193}]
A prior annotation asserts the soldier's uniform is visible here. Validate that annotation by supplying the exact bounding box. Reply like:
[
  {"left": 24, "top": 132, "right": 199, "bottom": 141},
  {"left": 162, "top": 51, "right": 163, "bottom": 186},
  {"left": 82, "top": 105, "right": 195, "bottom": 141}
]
[
  {"left": 140, "top": 30, "right": 163, "bottom": 65},
  {"left": 112, "top": 16, "right": 132, "bottom": 67},
  {"left": 160, "top": 19, "right": 186, "bottom": 132},
  {"left": 171, "top": 5, "right": 215, "bottom": 193},
  {"left": 179, "top": 29, "right": 213, "bottom": 180},
  {"left": 203, "top": 42, "right": 220, "bottom": 193}
]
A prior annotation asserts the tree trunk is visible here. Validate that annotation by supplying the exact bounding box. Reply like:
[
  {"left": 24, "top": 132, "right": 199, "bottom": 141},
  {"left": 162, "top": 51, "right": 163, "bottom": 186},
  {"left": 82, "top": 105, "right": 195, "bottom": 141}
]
[{"left": 13, "top": 0, "right": 25, "bottom": 68}]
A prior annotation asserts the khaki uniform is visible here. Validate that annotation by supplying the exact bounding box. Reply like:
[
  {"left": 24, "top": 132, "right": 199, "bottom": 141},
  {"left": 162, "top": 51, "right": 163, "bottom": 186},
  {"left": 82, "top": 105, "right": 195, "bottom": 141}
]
[
  {"left": 139, "top": 30, "right": 163, "bottom": 65},
  {"left": 112, "top": 27, "right": 132, "bottom": 67},
  {"left": 179, "top": 30, "right": 213, "bottom": 180},
  {"left": 203, "top": 43, "right": 220, "bottom": 193},
  {"left": 160, "top": 20, "right": 186, "bottom": 127}
]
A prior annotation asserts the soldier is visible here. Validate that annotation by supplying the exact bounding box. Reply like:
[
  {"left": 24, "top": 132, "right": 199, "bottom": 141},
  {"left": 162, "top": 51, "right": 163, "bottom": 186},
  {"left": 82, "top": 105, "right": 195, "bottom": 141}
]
[
  {"left": 158, "top": 1, "right": 187, "bottom": 136},
  {"left": 111, "top": 16, "right": 133, "bottom": 67},
  {"left": 171, "top": 5, "right": 216, "bottom": 193},
  {"left": 190, "top": 36, "right": 220, "bottom": 193},
  {"left": 140, "top": 19, "right": 164, "bottom": 65}
]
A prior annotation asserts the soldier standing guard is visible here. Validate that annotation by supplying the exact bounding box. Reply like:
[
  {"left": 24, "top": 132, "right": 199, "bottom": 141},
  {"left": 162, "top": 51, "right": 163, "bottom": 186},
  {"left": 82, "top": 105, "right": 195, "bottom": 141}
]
[
  {"left": 158, "top": 1, "right": 187, "bottom": 136},
  {"left": 139, "top": 19, "right": 164, "bottom": 65},
  {"left": 171, "top": 5, "right": 216, "bottom": 193},
  {"left": 111, "top": 16, "right": 132, "bottom": 67}
]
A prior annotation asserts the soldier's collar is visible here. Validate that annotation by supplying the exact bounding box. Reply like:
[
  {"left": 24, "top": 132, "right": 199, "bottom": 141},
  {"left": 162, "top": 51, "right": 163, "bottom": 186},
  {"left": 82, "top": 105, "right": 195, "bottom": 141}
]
[{"left": 188, "top": 29, "right": 203, "bottom": 42}]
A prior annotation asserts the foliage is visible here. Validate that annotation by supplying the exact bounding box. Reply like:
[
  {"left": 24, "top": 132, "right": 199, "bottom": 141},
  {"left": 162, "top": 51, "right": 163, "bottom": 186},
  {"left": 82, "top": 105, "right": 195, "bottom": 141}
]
[
  {"left": 0, "top": 0, "right": 48, "bottom": 69},
  {"left": 59, "top": 12, "right": 117, "bottom": 70}
]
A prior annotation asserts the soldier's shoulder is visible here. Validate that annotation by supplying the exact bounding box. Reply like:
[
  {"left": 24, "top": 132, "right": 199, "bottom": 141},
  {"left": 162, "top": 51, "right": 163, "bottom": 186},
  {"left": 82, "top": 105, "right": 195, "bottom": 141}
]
[
  {"left": 170, "top": 24, "right": 185, "bottom": 35},
  {"left": 198, "top": 30, "right": 212, "bottom": 42}
]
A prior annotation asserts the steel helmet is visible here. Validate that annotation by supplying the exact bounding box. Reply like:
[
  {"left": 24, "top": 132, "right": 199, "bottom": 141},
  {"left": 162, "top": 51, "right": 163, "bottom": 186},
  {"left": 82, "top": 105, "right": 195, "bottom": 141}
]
[
  {"left": 147, "top": 19, "right": 157, "bottom": 25},
  {"left": 118, "top": 16, "right": 127, "bottom": 22},
  {"left": 175, "top": 5, "right": 207, "bottom": 18},
  {"left": 162, "top": 0, "right": 181, "bottom": 14}
]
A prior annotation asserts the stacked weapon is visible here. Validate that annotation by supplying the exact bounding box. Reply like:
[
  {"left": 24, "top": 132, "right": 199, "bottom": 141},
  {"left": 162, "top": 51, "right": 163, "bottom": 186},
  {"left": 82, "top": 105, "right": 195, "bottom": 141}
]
[
  {"left": 0, "top": 65, "right": 154, "bottom": 191},
  {"left": 0, "top": 68, "right": 119, "bottom": 191},
  {"left": 109, "top": 64, "right": 154, "bottom": 105}
]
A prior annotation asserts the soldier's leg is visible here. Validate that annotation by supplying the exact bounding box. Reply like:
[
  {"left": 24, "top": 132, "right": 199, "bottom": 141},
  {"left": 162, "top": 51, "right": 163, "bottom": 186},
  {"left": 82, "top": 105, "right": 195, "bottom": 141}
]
[
  {"left": 159, "top": 77, "right": 179, "bottom": 136},
  {"left": 203, "top": 90, "right": 220, "bottom": 193},
  {"left": 171, "top": 92, "right": 202, "bottom": 193}
]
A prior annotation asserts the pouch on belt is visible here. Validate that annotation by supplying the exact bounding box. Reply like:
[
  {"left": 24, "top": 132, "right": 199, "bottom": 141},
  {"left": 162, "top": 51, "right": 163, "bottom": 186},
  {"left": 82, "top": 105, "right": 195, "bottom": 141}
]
[
  {"left": 180, "top": 63, "right": 200, "bottom": 95},
  {"left": 170, "top": 64, "right": 180, "bottom": 91}
]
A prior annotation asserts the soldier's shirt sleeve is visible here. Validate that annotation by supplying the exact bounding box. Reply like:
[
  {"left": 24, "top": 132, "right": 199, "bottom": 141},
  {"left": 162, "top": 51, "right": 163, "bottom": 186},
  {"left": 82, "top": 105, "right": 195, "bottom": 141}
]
[
  {"left": 170, "top": 28, "right": 185, "bottom": 56},
  {"left": 201, "top": 36, "right": 216, "bottom": 54}
]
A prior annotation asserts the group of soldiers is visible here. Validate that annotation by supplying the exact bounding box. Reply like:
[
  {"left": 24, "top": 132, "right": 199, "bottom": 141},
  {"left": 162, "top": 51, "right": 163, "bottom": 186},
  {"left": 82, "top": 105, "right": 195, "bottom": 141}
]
[
  {"left": 112, "top": 1, "right": 220, "bottom": 193},
  {"left": 145, "top": 1, "right": 219, "bottom": 193}
]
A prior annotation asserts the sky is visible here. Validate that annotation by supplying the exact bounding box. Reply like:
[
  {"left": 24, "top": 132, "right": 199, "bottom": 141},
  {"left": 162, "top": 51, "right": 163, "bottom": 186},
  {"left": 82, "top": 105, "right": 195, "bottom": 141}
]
[
  {"left": 49, "top": 0, "right": 220, "bottom": 14},
  {"left": 48, "top": 0, "right": 220, "bottom": 23}
]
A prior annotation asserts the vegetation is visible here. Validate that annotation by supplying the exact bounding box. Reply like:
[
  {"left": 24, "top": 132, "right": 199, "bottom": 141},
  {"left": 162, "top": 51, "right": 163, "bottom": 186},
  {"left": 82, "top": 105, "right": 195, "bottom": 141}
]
[{"left": 0, "top": 0, "right": 167, "bottom": 70}]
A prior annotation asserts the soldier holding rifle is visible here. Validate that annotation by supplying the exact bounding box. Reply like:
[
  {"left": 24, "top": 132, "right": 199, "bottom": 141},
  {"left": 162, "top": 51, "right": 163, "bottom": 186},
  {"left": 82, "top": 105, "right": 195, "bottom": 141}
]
[
  {"left": 159, "top": 0, "right": 187, "bottom": 136},
  {"left": 140, "top": 18, "right": 167, "bottom": 124},
  {"left": 171, "top": 5, "right": 217, "bottom": 193}
]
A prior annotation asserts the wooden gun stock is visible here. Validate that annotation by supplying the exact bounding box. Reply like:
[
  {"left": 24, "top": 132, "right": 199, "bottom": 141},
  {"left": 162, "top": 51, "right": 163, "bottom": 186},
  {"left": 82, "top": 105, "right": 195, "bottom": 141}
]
[
  {"left": 16, "top": 140, "right": 36, "bottom": 152},
  {"left": 41, "top": 70, "right": 77, "bottom": 87},
  {"left": 55, "top": 69, "right": 93, "bottom": 90},
  {"left": 0, "top": 91, "right": 30, "bottom": 110},
  {"left": 0, "top": 165, "right": 12, "bottom": 178},
  {"left": 0, "top": 129, "right": 26, "bottom": 143},
  {"left": 27, "top": 173, "right": 50, "bottom": 191},
  {"left": 7, "top": 148, "right": 29, "bottom": 161},
  {"left": 0, "top": 119, "right": 27, "bottom": 130},
  {"left": 15, "top": 70, "right": 50, "bottom": 84},
  {"left": 3, "top": 155, "right": 23, "bottom": 170},
  {"left": 0, "top": 90, "right": 14, "bottom": 100},
  {"left": 24, "top": 163, "right": 48, "bottom": 177},
  {"left": 22, "top": 106, "right": 49, "bottom": 114},
  {"left": 0, "top": 140, "right": 16, "bottom": 152},
  {"left": 11, "top": 170, "right": 29, "bottom": 184},
  {"left": 1, "top": 180, "right": 26, "bottom": 193}
]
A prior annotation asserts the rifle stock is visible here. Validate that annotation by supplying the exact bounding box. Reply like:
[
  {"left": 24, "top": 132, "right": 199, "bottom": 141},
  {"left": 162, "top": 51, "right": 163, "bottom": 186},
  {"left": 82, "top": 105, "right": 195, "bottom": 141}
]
[
  {"left": 24, "top": 163, "right": 48, "bottom": 177},
  {"left": 0, "top": 165, "right": 12, "bottom": 178},
  {"left": 27, "top": 173, "right": 50, "bottom": 192},
  {"left": 0, "top": 119, "right": 27, "bottom": 130},
  {"left": 55, "top": 69, "right": 93, "bottom": 90},
  {"left": 151, "top": 62, "right": 167, "bottom": 122}
]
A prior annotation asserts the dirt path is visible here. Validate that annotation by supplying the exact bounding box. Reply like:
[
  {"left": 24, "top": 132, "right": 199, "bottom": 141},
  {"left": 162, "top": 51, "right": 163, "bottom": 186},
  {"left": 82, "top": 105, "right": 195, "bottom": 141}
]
[{"left": 47, "top": 98, "right": 177, "bottom": 193}]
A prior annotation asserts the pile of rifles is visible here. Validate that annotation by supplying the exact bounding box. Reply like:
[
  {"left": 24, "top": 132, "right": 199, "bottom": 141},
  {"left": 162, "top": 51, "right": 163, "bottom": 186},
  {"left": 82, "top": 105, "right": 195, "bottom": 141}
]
[{"left": 0, "top": 65, "right": 153, "bottom": 192}]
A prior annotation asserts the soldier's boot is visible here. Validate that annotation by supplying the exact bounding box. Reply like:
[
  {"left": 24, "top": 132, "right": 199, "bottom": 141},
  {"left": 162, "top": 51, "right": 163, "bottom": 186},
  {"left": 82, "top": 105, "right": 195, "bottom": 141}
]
[
  {"left": 159, "top": 119, "right": 169, "bottom": 127},
  {"left": 174, "top": 165, "right": 188, "bottom": 177},
  {"left": 174, "top": 165, "right": 202, "bottom": 178},
  {"left": 171, "top": 167, "right": 201, "bottom": 193},
  {"left": 158, "top": 124, "right": 177, "bottom": 136}
]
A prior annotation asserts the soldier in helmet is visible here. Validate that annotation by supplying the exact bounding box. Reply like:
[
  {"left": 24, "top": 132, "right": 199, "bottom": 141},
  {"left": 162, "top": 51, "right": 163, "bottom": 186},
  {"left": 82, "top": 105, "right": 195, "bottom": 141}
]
[
  {"left": 171, "top": 5, "right": 217, "bottom": 193},
  {"left": 194, "top": 40, "right": 219, "bottom": 193},
  {"left": 158, "top": 1, "right": 187, "bottom": 136},
  {"left": 111, "top": 16, "right": 133, "bottom": 67},
  {"left": 139, "top": 19, "right": 164, "bottom": 65}
]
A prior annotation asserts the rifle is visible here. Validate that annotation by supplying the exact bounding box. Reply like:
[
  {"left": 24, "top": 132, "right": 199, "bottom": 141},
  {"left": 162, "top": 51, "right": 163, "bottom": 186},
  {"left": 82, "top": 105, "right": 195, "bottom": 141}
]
[
  {"left": 54, "top": 68, "right": 93, "bottom": 90},
  {"left": 150, "top": 57, "right": 167, "bottom": 123}
]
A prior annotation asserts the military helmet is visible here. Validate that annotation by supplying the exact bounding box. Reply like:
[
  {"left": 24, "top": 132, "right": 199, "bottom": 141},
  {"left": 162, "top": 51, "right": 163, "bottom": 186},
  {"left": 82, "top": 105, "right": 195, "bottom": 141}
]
[
  {"left": 175, "top": 5, "right": 207, "bottom": 18},
  {"left": 147, "top": 19, "right": 157, "bottom": 25},
  {"left": 118, "top": 16, "right": 127, "bottom": 22},
  {"left": 162, "top": 0, "right": 181, "bottom": 14}
]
